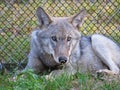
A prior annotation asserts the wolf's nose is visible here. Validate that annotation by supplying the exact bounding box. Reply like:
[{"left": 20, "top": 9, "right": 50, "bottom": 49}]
[{"left": 59, "top": 56, "right": 67, "bottom": 64}]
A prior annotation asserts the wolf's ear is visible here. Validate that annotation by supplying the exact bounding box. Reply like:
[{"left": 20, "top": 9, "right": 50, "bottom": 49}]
[
  {"left": 36, "top": 7, "right": 52, "bottom": 28},
  {"left": 69, "top": 9, "right": 87, "bottom": 28}
]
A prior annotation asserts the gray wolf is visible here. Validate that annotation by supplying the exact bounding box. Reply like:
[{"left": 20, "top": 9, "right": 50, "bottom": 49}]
[{"left": 25, "top": 7, "right": 120, "bottom": 78}]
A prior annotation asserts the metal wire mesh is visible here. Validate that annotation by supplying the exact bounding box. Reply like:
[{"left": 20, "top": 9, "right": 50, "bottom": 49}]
[{"left": 0, "top": 0, "right": 120, "bottom": 70}]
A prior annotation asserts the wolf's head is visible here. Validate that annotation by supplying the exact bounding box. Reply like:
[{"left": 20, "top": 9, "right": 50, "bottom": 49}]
[{"left": 36, "top": 7, "right": 87, "bottom": 64}]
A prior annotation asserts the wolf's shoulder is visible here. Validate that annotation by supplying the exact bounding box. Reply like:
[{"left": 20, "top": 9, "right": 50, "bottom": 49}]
[{"left": 80, "top": 35, "right": 92, "bottom": 49}]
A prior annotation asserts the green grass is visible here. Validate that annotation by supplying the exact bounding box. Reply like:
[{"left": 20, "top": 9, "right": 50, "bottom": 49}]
[{"left": 0, "top": 69, "right": 120, "bottom": 90}]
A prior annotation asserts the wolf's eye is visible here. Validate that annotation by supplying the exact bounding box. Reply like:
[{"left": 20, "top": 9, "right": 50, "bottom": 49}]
[
  {"left": 51, "top": 36, "right": 57, "bottom": 42},
  {"left": 67, "top": 36, "right": 71, "bottom": 41}
]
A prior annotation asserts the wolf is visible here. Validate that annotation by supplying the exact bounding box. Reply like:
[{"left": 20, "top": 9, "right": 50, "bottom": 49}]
[{"left": 25, "top": 7, "right": 120, "bottom": 78}]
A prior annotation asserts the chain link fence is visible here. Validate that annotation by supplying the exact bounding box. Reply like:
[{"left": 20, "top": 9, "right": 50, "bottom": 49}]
[{"left": 0, "top": 0, "right": 120, "bottom": 71}]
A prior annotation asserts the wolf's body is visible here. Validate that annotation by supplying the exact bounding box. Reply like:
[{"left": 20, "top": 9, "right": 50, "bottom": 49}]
[{"left": 25, "top": 7, "right": 120, "bottom": 77}]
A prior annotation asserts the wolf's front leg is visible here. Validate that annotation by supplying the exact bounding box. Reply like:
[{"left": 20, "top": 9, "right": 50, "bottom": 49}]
[
  {"left": 25, "top": 55, "right": 46, "bottom": 74},
  {"left": 91, "top": 34, "right": 120, "bottom": 74}
]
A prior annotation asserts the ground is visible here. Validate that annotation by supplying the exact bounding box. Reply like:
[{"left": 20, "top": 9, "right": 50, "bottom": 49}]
[{"left": 0, "top": 69, "right": 120, "bottom": 90}]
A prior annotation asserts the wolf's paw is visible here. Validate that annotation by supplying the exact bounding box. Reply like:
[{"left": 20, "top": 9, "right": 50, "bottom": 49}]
[
  {"left": 45, "top": 74, "right": 54, "bottom": 81},
  {"left": 96, "top": 69, "right": 120, "bottom": 81},
  {"left": 96, "top": 69, "right": 118, "bottom": 76},
  {"left": 45, "top": 70, "right": 63, "bottom": 80}
]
